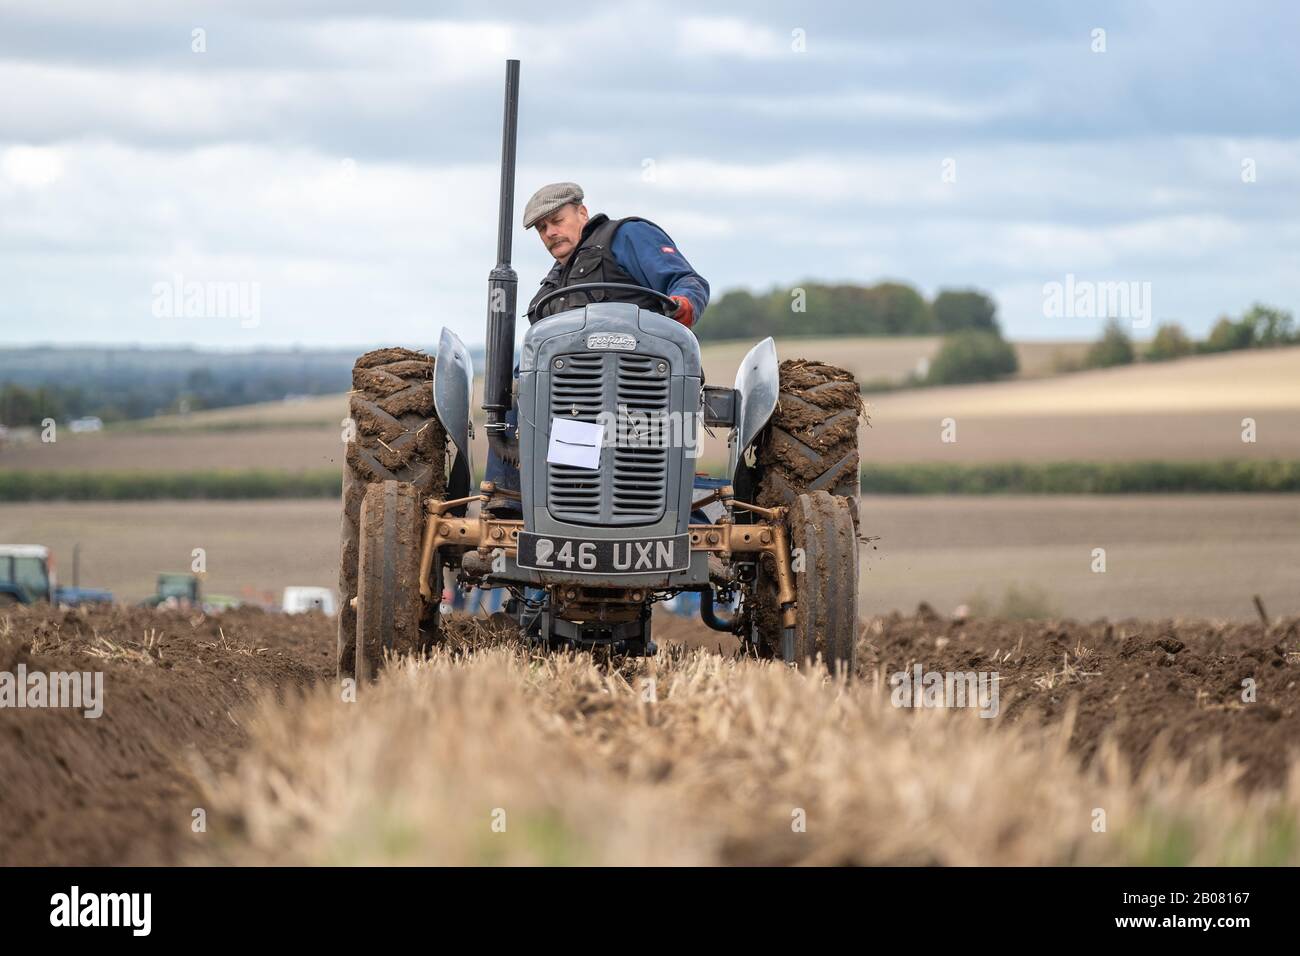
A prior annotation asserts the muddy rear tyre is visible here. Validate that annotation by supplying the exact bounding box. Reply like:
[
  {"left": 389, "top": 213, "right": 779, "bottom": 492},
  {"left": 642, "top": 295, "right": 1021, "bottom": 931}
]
[
  {"left": 747, "top": 360, "right": 862, "bottom": 663},
  {"left": 355, "top": 481, "right": 429, "bottom": 682},
  {"left": 338, "top": 348, "right": 446, "bottom": 680},
  {"left": 754, "top": 359, "right": 862, "bottom": 518}
]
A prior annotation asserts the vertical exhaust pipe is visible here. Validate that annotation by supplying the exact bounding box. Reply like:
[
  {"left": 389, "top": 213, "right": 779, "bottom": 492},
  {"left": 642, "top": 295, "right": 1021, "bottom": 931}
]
[{"left": 483, "top": 59, "right": 520, "bottom": 460}]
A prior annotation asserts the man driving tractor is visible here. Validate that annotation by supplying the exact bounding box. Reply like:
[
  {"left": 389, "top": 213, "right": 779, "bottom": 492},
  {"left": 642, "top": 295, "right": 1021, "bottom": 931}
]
[
  {"left": 523, "top": 182, "right": 709, "bottom": 325},
  {"left": 337, "top": 60, "right": 860, "bottom": 678},
  {"left": 485, "top": 182, "right": 710, "bottom": 514}
]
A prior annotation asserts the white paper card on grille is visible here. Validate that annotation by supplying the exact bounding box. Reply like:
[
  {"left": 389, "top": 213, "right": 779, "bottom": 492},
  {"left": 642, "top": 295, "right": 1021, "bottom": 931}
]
[{"left": 546, "top": 418, "right": 605, "bottom": 469}]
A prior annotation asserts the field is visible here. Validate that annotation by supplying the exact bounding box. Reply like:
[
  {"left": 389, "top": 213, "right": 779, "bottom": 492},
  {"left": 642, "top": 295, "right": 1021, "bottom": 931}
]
[
  {"left": 863, "top": 346, "right": 1300, "bottom": 462},
  {"left": 2, "top": 342, "right": 1298, "bottom": 870},
  {"left": 4, "top": 344, "right": 1297, "bottom": 476},
  {"left": 0, "top": 500, "right": 343, "bottom": 606},
  {"left": 4, "top": 495, "right": 1297, "bottom": 619},
  {"left": 860, "top": 494, "right": 1300, "bottom": 620},
  {"left": 2, "top": 604, "right": 1296, "bottom": 865},
  {"left": 123, "top": 393, "right": 346, "bottom": 432},
  {"left": 0, "top": 428, "right": 344, "bottom": 474}
]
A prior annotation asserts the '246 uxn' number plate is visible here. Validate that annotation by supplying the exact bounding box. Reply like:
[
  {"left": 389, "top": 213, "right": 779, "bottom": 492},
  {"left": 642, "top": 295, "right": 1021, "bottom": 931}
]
[{"left": 516, "top": 532, "right": 690, "bottom": 575}]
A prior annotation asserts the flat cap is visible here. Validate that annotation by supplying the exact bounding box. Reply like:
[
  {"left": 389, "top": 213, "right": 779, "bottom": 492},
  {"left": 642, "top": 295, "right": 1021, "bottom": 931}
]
[{"left": 522, "top": 181, "right": 583, "bottom": 229}]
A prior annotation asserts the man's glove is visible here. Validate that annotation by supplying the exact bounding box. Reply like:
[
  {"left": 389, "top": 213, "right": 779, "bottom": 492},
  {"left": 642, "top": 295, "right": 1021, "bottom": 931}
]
[{"left": 668, "top": 295, "right": 695, "bottom": 328}]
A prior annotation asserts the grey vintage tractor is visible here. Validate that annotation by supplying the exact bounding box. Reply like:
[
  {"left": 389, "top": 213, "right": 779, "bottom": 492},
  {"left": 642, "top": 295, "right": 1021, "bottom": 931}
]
[{"left": 337, "top": 61, "right": 862, "bottom": 681}]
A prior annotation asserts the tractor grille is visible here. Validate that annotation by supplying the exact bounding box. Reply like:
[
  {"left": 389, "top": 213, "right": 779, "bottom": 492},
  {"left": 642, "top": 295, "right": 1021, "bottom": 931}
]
[
  {"left": 613, "top": 355, "right": 669, "bottom": 519},
  {"left": 546, "top": 352, "right": 670, "bottom": 526},
  {"left": 547, "top": 353, "right": 604, "bottom": 520}
]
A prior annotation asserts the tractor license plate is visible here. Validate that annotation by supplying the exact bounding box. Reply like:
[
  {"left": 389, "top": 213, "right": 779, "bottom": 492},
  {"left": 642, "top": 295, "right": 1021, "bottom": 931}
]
[{"left": 516, "top": 532, "right": 690, "bottom": 575}]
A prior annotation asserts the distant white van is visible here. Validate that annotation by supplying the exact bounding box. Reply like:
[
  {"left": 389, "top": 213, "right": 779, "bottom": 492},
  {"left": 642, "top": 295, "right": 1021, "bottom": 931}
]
[
  {"left": 69, "top": 416, "right": 104, "bottom": 433},
  {"left": 281, "top": 586, "right": 337, "bottom": 616}
]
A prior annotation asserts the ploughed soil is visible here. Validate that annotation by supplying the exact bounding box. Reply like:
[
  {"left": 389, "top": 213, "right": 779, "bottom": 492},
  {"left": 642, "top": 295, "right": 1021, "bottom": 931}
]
[
  {"left": 659, "top": 609, "right": 1300, "bottom": 790},
  {"left": 860, "top": 607, "right": 1300, "bottom": 790},
  {"left": 0, "top": 606, "right": 332, "bottom": 865},
  {"left": 3, "top": 604, "right": 1298, "bottom": 864}
]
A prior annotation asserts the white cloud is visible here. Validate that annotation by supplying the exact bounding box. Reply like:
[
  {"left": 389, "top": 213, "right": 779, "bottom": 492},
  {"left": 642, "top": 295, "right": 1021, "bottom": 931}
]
[
  {"left": 0, "top": 60, "right": 311, "bottom": 140},
  {"left": 1, "top": 3, "right": 1298, "bottom": 347},
  {"left": 941, "top": 216, "right": 1247, "bottom": 272},
  {"left": 676, "top": 17, "right": 789, "bottom": 59},
  {"left": 649, "top": 155, "right": 953, "bottom": 205},
  {"left": 303, "top": 18, "right": 519, "bottom": 76},
  {"left": 2, "top": 145, "right": 65, "bottom": 187},
  {"left": 738, "top": 89, "right": 1038, "bottom": 123}
]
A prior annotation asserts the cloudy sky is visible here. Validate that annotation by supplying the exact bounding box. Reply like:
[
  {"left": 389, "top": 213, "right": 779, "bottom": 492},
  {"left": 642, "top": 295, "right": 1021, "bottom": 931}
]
[{"left": 2, "top": 0, "right": 1297, "bottom": 349}]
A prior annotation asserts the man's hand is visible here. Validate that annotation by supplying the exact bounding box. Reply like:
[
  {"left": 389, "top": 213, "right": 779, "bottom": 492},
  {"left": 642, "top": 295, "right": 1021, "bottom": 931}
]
[{"left": 668, "top": 295, "right": 695, "bottom": 328}]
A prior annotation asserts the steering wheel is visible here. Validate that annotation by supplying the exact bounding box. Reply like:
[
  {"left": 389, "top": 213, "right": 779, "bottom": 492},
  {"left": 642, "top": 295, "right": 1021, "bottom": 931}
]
[{"left": 529, "top": 282, "right": 678, "bottom": 319}]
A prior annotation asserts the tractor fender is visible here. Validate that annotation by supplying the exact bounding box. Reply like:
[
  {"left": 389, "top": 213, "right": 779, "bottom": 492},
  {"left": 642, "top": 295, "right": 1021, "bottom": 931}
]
[
  {"left": 434, "top": 327, "right": 474, "bottom": 501},
  {"left": 727, "top": 336, "right": 779, "bottom": 481}
]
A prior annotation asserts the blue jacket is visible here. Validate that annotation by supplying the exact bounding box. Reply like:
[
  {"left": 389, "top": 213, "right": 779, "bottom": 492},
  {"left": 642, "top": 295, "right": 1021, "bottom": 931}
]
[{"left": 609, "top": 221, "right": 710, "bottom": 325}]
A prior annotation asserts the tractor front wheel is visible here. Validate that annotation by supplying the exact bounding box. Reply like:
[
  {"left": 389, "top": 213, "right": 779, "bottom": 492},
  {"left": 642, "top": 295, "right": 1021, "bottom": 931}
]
[
  {"left": 355, "top": 481, "right": 433, "bottom": 682},
  {"left": 337, "top": 347, "right": 447, "bottom": 680},
  {"left": 786, "top": 491, "right": 858, "bottom": 674}
]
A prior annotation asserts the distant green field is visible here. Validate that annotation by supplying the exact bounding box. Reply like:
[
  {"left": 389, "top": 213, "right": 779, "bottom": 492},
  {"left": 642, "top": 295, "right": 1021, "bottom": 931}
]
[
  {"left": 859, "top": 460, "right": 1300, "bottom": 494},
  {"left": 4, "top": 460, "right": 1298, "bottom": 502},
  {"left": 0, "top": 470, "right": 340, "bottom": 501}
]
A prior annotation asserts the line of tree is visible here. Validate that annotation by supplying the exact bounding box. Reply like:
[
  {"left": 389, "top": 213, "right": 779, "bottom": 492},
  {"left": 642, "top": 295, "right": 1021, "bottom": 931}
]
[
  {"left": 924, "top": 330, "right": 1019, "bottom": 385},
  {"left": 696, "top": 282, "right": 1001, "bottom": 341},
  {"left": 0, "top": 347, "right": 368, "bottom": 428},
  {"left": 0, "top": 371, "right": 341, "bottom": 428},
  {"left": 699, "top": 281, "right": 1025, "bottom": 387},
  {"left": 0, "top": 383, "right": 84, "bottom": 428},
  {"left": 1082, "top": 303, "right": 1296, "bottom": 370}
]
